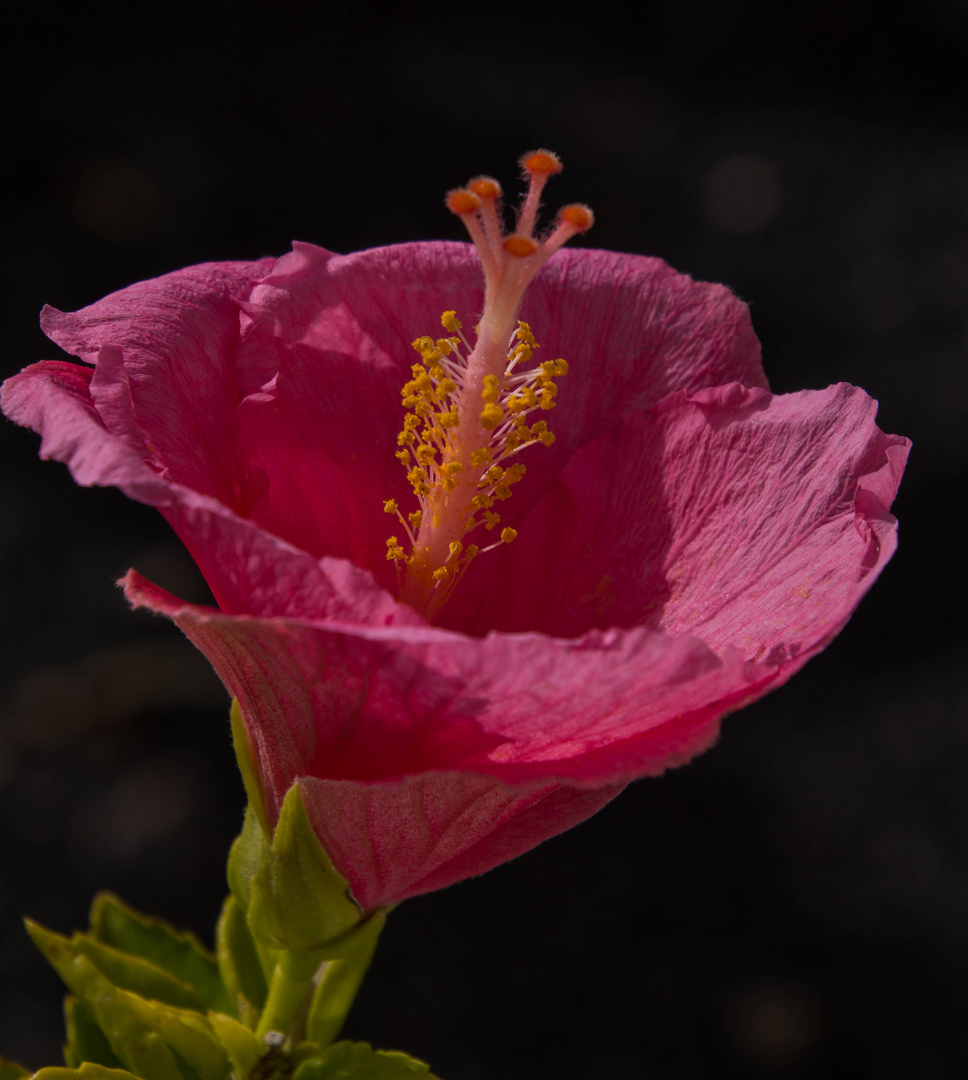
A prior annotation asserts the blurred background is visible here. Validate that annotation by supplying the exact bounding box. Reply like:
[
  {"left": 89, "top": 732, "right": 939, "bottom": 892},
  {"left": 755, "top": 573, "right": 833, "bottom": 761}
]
[{"left": 1, "top": 0, "right": 966, "bottom": 1076}]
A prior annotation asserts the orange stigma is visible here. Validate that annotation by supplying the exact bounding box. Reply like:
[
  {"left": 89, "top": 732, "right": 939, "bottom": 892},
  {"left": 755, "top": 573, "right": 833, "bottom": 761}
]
[{"left": 386, "top": 151, "right": 593, "bottom": 620}]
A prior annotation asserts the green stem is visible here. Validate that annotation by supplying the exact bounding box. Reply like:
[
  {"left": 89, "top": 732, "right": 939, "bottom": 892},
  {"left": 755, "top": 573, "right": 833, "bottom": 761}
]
[
  {"left": 255, "top": 949, "right": 320, "bottom": 1042},
  {"left": 305, "top": 912, "right": 386, "bottom": 1048}
]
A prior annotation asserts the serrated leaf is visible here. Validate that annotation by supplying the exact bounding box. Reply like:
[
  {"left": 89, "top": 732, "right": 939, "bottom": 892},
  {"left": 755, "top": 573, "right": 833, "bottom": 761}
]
[
  {"left": 26, "top": 921, "right": 228, "bottom": 1080},
  {"left": 0, "top": 1056, "right": 29, "bottom": 1080},
  {"left": 105, "top": 993, "right": 229, "bottom": 1080},
  {"left": 65, "top": 997, "right": 124, "bottom": 1070},
  {"left": 26, "top": 920, "right": 184, "bottom": 1080},
  {"left": 33, "top": 1066, "right": 148, "bottom": 1080},
  {"left": 90, "top": 896, "right": 232, "bottom": 1015},
  {"left": 292, "top": 1042, "right": 436, "bottom": 1080},
  {"left": 75, "top": 1067, "right": 146, "bottom": 1080},
  {"left": 72, "top": 937, "right": 206, "bottom": 1012},
  {"left": 205, "top": 1014, "right": 261, "bottom": 1078},
  {"left": 214, "top": 895, "right": 267, "bottom": 1024}
]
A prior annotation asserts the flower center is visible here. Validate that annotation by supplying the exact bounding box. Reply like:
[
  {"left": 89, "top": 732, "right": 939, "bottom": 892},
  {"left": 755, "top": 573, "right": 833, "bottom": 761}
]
[{"left": 385, "top": 150, "right": 594, "bottom": 620}]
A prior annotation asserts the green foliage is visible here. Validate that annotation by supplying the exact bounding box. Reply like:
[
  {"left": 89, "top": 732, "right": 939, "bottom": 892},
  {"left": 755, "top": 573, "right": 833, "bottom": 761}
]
[
  {"left": 215, "top": 896, "right": 267, "bottom": 1027},
  {"left": 0, "top": 1056, "right": 30, "bottom": 1080},
  {"left": 14, "top": 776, "right": 433, "bottom": 1080},
  {"left": 32, "top": 1066, "right": 145, "bottom": 1080},
  {"left": 90, "top": 896, "right": 232, "bottom": 1015},
  {"left": 25, "top": 921, "right": 228, "bottom": 1080},
  {"left": 65, "top": 999, "right": 124, "bottom": 1070},
  {"left": 293, "top": 1043, "right": 436, "bottom": 1080}
]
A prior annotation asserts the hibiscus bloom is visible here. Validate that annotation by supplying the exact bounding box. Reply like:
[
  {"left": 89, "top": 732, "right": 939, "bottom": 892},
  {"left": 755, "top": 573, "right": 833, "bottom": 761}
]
[{"left": 2, "top": 153, "right": 908, "bottom": 913}]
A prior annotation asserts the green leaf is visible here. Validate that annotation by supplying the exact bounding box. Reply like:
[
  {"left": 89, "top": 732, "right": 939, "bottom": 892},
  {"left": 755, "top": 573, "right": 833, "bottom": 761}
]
[
  {"left": 205, "top": 1014, "right": 261, "bottom": 1078},
  {"left": 214, "top": 895, "right": 267, "bottom": 1024},
  {"left": 65, "top": 997, "right": 124, "bottom": 1070},
  {"left": 33, "top": 1066, "right": 148, "bottom": 1080},
  {"left": 27, "top": 920, "right": 184, "bottom": 1080},
  {"left": 232, "top": 787, "right": 363, "bottom": 956},
  {"left": 0, "top": 1056, "right": 29, "bottom": 1080},
  {"left": 71, "top": 937, "right": 206, "bottom": 1013},
  {"left": 25, "top": 921, "right": 229, "bottom": 1080},
  {"left": 293, "top": 1042, "right": 436, "bottom": 1080},
  {"left": 90, "top": 896, "right": 232, "bottom": 1015}
]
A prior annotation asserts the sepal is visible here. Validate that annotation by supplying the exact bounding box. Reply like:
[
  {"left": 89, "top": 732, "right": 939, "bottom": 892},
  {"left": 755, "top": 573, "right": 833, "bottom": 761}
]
[{"left": 228, "top": 785, "right": 363, "bottom": 957}]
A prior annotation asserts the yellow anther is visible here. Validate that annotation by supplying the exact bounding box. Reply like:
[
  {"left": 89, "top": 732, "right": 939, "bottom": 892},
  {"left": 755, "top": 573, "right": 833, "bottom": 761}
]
[
  {"left": 383, "top": 499, "right": 398, "bottom": 514},
  {"left": 437, "top": 377, "right": 457, "bottom": 397},
  {"left": 409, "top": 510, "right": 423, "bottom": 528},
  {"left": 520, "top": 149, "right": 563, "bottom": 175},
  {"left": 433, "top": 566, "right": 450, "bottom": 581},
  {"left": 538, "top": 429, "right": 555, "bottom": 446},
  {"left": 397, "top": 431, "right": 415, "bottom": 447},
  {"left": 504, "top": 234, "right": 538, "bottom": 258},
  {"left": 480, "top": 402, "right": 504, "bottom": 430},
  {"left": 443, "top": 461, "right": 463, "bottom": 475},
  {"left": 471, "top": 493, "right": 494, "bottom": 510},
  {"left": 449, "top": 541, "right": 463, "bottom": 557},
  {"left": 540, "top": 360, "right": 557, "bottom": 377},
  {"left": 539, "top": 389, "right": 556, "bottom": 410},
  {"left": 484, "top": 511, "right": 501, "bottom": 530},
  {"left": 435, "top": 339, "right": 453, "bottom": 356},
  {"left": 386, "top": 537, "right": 406, "bottom": 561},
  {"left": 438, "top": 409, "right": 459, "bottom": 429},
  {"left": 465, "top": 544, "right": 479, "bottom": 559},
  {"left": 481, "top": 374, "right": 500, "bottom": 403},
  {"left": 555, "top": 358, "right": 569, "bottom": 375},
  {"left": 470, "top": 448, "right": 492, "bottom": 467},
  {"left": 441, "top": 311, "right": 462, "bottom": 332},
  {"left": 416, "top": 445, "right": 436, "bottom": 465},
  {"left": 395, "top": 449, "right": 410, "bottom": 464},
  {"left": 484, "top": 465, "right": 504, "bottom": 483},
  {"left": 500, "top": 527, "right": 518, "bottom": 544}
]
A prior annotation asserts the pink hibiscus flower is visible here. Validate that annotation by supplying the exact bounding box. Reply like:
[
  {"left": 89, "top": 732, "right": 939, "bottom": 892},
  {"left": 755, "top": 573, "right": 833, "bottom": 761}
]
[{"left": 2, "top": 153, "right": 908, "bottom": 913}]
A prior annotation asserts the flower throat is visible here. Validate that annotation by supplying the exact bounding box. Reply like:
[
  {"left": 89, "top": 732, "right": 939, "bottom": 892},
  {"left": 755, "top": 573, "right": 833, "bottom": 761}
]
[{"left": 385, "top": 151, "right": 593, "bottom": 621}]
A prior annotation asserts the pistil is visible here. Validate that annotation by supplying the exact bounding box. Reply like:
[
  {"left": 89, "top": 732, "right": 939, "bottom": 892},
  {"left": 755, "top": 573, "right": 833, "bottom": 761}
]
[{"left": 386, "top": 151, "right": 593, "bottom": 620}]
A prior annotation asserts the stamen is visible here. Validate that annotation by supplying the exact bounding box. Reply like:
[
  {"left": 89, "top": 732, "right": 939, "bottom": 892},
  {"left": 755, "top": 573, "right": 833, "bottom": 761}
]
[{"left": 385, "top": 151, "right": 593, "bottom": 620}]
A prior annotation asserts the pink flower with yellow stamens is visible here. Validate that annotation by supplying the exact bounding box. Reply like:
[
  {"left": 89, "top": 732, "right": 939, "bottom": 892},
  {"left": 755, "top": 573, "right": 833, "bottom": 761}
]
[{"left": 2, "top": 152, "right": 908, "bottom": 913}]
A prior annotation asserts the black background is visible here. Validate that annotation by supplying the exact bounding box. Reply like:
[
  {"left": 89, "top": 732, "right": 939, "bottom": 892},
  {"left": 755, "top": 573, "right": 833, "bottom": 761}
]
[{"left": 2, "top": 1, "right": 966, "bottom": 1077}]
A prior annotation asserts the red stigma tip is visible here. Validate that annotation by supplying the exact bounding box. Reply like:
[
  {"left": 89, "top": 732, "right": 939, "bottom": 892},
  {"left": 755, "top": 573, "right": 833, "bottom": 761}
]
[
  {"left": 468, "top": 176, "right": 502, "bottom": 199},
  {"left": 560, "top": 203, "right": 595, "bottom": 231},
  {"left": 520, "top": 150, "right": 563, "bottom": 175},
  {"left": 503, "top": 234, "right": 539, "bottom": 257},
  {"left": 446, "top": 188, "right": 482, "bottom": 215}
]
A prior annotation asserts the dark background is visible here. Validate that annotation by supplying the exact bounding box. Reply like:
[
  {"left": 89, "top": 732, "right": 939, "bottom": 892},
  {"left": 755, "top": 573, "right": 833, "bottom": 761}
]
[{"left": 2, "top": 1, "right": 966, "bottom": 1076}]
